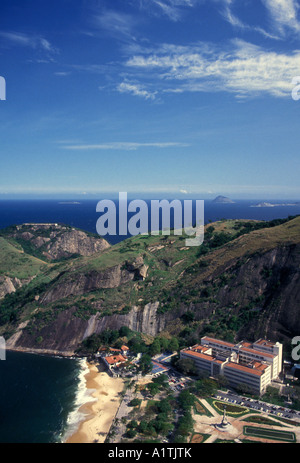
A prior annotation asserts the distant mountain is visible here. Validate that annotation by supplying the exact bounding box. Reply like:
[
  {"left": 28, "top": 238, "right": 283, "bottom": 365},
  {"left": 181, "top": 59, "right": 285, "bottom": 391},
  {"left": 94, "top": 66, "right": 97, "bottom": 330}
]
[
  {"left": 212, "top": 195, "right": 235, "bottom": 204},
  {"left": 251, "top": 202, "right": 299, "bottom": 208}
]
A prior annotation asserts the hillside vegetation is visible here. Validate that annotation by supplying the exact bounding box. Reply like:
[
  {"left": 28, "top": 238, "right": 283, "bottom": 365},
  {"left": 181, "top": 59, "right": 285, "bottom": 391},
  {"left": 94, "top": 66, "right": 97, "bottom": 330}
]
[{"left": 0, "top": 216, "right": 299, "bottom": 355}]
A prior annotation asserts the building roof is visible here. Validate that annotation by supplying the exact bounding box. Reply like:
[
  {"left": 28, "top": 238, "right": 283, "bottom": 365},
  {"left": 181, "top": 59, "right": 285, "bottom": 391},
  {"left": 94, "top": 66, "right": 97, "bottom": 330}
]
[
  {"left": 193, "top": 345, "right": 211, "bottom": 354},
  {"left": 182, "top": 348, "right": 223, "bottom": 364},
  {"left": 105, "top": 354, "right": 127, "bottom": 365},
  {"left": 254, "top": 339, "right": 276, "bottom": 347},
  {"left": 224, "top": 362, "right": 266, "bottom": 377},
  {"left": 251, "top": 361, "right": 269, "bottom": 372},
  {"left": 109, "top": 347, "right": 122, "bottom": 352},
  {"left": 240, "top": 341, "right": 252, "bottom": 348},
  {"left": 151, "top": 361, "right": 169, "bottom": 375},
  {"left": 201, "top": 336, "right": 235, "bottom": 348},
  {"left": 121, "top": 345, "right": 129, "bottom": 351},
  {"left": 239, "top": 346, "right": 275, "bottom": 359}
]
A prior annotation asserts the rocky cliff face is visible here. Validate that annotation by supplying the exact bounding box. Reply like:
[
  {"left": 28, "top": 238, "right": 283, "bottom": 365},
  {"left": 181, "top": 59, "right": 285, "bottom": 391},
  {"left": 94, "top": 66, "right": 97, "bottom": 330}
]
[
  {"left": 0, "top": 275, "right": 34, "bottom": 299},
  {"left": 0, "top": 276, "right": 22, "bottom": 299},
  {"left": 43, "top": 228, "right": 110, "bottom": 260},
  {"left": 7, "top": 301, "right": 181, "bottom": 354},
  {"left": 9, "top": 223, "right": 110, "bottom": 261},
  {"left": 40, "top": 256, "right": 149, "bottom": 304},
  {"left": 41, "top": 265, "right": 135, "bottom": 304},
  {"left": 234, "top": 245, "right": 300, "bottom": 341},
  {"left": 2, "top": 217, "right": 300, "bottom": 355}
]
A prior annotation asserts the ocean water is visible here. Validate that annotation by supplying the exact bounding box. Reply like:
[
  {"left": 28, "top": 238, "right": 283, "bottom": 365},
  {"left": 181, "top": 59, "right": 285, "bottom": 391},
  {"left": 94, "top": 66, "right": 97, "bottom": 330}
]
[
  {"left": 0, "top": 198, "right": 299, "bottom": 245},
  {"left": 0, "top": 198, "right": 299, "bottom": 443},
  {"left": 0, "top": 351, "right": 93, "bottom": 443}
]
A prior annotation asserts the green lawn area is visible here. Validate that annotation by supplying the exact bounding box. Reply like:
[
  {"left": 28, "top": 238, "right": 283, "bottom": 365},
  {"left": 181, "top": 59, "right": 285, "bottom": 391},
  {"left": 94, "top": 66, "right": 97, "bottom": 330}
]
[
  {"left": 193, "top": 399, "right": 214, "bottom": 417},
  {"left": 209, "top": 399, "right": 250, "bottom": 417},
  {"left": 243, "top": 425, "right": 296, "bottom": 442},
  {"left": 243, "top": 415, "right": 288, "bottom": 427}
]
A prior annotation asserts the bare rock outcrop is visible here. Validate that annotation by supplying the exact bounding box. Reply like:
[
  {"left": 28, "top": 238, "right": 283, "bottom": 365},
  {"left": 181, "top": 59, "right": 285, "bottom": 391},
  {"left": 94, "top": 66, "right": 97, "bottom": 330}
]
[
  {"left": 41, "top": 265, "right": 136, "bottom": 304},
  {"left": 0, "top": 276, "right": 23, "bottom": 299},
  {"left": 44, "top": 229, "right": 110, "bottom": 260},
  {"left": 10, "top": 223, "right": 110, "bottom": 261}
]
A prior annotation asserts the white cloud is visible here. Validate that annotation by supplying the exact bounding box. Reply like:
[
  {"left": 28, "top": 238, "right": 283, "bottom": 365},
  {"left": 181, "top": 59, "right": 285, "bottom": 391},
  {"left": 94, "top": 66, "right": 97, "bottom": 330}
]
[
  {"left": 125, "top": 39, "right": 300, "bottom": 98},
  {"left": 117, "top": 81, "right": 157, "bottom": 99},
  {"left": 92, "top": 10, "right": 137, "bottom": 41},
  {"left": 262, "top": 0, "right": 300, "bottom": 33},
  {"left": 0, "top": 31, "right": 57, "bottom": 53},
  {"left": 62, "top": 141, "right": 190, "bottom": 150},
  {"left": 214, "top": 0, "right": 281, "bottom": 39},
  {"left": 138, "top": 0, "right": 198, "bottom": 21},
  {"left": 54, "top": 71, "right": 71, "bottom": 76},
  {"left": 138, "top": 0, "right": 300, "bottom": 37},
  {"left": 218, "top": 0, "right": 300, "bottom": 37},
  {"left": 152, "top": 0, "right": 182, "bottom": 21}
]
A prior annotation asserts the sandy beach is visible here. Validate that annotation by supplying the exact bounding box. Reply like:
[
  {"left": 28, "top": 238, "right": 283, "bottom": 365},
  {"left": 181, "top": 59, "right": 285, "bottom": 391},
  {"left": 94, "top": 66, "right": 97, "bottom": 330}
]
[{"left": 65, "top": 362, "right": 125, "bottom": 444}]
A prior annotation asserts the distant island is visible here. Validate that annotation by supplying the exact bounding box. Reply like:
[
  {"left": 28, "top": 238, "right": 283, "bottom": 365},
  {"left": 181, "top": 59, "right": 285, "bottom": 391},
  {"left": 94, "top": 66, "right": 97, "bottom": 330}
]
[
  {"left": 212, "top": 195, "right": 235, "bottom": 204},
  {"left": 251, "top": 202, "right": 299, "bottom": 208},
  {"left": 58, "top": 202, "right": 81, "bottom": 205}
]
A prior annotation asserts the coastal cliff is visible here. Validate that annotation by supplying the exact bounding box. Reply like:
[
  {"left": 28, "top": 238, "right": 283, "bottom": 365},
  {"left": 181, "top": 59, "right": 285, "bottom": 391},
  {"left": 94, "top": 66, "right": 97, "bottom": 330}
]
[{"left": 1, "top": 216, "right": 300, "bottom": 355}]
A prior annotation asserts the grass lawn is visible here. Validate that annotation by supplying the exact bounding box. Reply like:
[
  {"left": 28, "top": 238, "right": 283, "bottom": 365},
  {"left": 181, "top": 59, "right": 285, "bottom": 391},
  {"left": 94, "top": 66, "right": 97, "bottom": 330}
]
[
  {"left": 210, "top": 399, "right": 249, "bottom": 417},
  {"left": 193, "top": 399, "right": 214, "bottom": 417},
  {"left": 243, "top": 415, "right": 288, "bottom": 427},
  {"left": 243, "top": 425, "right": 296, "bottom": 442}
]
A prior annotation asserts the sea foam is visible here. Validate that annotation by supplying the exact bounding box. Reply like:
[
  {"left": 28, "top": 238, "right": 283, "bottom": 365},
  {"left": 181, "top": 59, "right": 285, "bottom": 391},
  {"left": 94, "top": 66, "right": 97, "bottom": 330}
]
[{"left": 60, "top": 358, "right": 97, "bottom": 443}]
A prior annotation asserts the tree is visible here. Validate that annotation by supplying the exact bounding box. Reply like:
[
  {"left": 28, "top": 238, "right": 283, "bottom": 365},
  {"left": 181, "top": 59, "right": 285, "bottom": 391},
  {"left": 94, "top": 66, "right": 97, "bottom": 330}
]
[
  {"left": 128, "top": 420, "right": 138, "bottom": 429},
  {"left": 129, "top": 336, "right": 147, "bottom": 354},
  {"left": 157, "top": 398, "right": 172, "bottom": 414},
  {"left": 149, "top": 338, "right": 161, "bottom": 356},
  {"left": 176, "top": 410, "right": 194, "bottom": 437},
  {"left": 126, "top": 429, "right": 137, "bottom": 438},
  {"left": 181, "top": 311, "right": 195, "bottom": 323},
  {"left": 158, "top": 337, "right": 169, "bottom": 351},
  {"left": 176, "top": 358, "right": 197, "bottom": 375},
  {"left": 194, "top": 378, "right": 217, "bottom": 398},
  {"left": 155, "top": 418, "right": 173, "bottom": 435},
  {"left": 138, "top": 421, "right": 148, "bottom": 434},
  {"left": 139, "top": 354, "right": 153, "bottom": 375},
  {"left": 178, "top": 390, "right": 195, "bottom": 410},
  {"left": 129, "top": 398, "right": 141, "bottom": 407},
  {"left": 215, "top": 374, "right": 229, "bottom": 389},
  {"left": 235, "top": 382, "right": 255, "bottom": 395},
  {"left": 168, "top": 337, "right": 179, "bottom": 352},
  {"left": 119, "top": 326, "right": 131, "bottom": 337},
  {"left": 152, "top": 374, "right": 169, "bottom": 387},
  {"left": 147, "top": 382, "right": 160, "bottom": 396}
]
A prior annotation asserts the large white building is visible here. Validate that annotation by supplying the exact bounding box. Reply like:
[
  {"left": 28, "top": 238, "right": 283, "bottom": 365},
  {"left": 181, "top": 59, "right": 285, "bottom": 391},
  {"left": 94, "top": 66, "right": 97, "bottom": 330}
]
[{"left": 180, "top": 336, "right": 283, "bottom": 395}]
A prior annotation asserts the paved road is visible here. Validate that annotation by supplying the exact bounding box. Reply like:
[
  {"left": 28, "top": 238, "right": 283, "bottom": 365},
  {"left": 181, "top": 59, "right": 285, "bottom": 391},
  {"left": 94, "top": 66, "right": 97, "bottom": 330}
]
[
  {"left": 215, "top": 390, "right": 300, "bottom": 422},
  {"left": 108, "top": 376, "right": 146, "bottom": 443}
]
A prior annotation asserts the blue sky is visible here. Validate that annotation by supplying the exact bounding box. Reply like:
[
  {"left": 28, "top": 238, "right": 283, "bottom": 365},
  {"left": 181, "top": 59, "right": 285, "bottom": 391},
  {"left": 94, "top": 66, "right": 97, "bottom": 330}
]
[{"left": 1, "top": 0, "right": 300, "bottom": 199}]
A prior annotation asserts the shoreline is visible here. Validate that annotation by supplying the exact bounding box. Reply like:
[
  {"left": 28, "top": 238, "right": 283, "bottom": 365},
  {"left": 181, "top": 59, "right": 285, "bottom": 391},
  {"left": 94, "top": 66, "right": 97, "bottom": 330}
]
[
  {"left": 64, "top": 361, "right": 125, "bottom": 444},
  {"left": 6, "top": 346, "right": 77, "bottom": 358}
]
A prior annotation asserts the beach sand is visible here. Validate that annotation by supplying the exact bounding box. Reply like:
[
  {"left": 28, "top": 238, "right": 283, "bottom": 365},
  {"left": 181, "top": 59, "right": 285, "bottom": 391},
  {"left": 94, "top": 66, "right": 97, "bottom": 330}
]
[{"left": 65, "top": 362, "right": 125, "bottom": 444}]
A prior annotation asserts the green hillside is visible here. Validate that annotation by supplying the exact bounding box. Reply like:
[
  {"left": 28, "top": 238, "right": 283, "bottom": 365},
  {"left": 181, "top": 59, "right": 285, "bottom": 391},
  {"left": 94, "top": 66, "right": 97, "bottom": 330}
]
[
  {"left": 0, "top": 236, "right": 49, "bottom": 279},
  {"left": 0, "top": 215, "right": 299, "bottom": 354}
]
